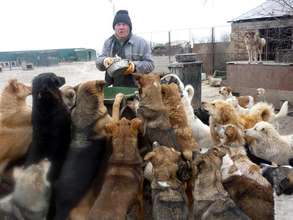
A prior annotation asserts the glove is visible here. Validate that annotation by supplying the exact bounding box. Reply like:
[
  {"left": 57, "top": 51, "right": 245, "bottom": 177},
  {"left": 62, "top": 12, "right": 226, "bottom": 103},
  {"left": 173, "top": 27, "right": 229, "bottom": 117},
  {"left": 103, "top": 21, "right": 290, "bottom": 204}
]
[
  {"left": 124, "top": 62, "right": 135, "bottom": 75},
  {"left": 103, "top": 57, "right": 114, "bottom": 68}
]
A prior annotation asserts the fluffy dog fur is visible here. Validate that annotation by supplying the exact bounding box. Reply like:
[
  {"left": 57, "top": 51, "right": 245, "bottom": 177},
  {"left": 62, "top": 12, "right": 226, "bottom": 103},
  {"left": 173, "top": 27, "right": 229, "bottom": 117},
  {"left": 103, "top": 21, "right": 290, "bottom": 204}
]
[
  {"left": 25, "top": 72, "right": 71, "bottom": 183},
  {"left": 60, "top": 85, "right": 76, "bottom": 111},
  {"left": 161, "top": 74, "right": 213, "bottom": 149},
  {"left": 244, "top": 31, "right": 266, "bottom": 63},
  {"left": 245, "top": 121, "right": 293, "bottom": 165},
  {"left": 161, "top": 83, "right": 198, "bottom": 160},
  {"left": 0, "top": 79, "right": 32, "bottom": 174},
  {"left": 144, "top": 145, "right": 189, "bottom": 220},
  {"left": 88, "top": 118, "right": 144, "bottom": 220},
  {"left": 223, "top": 175, "right": 273, "bottom": 220},
  {"left": 0, "top": 159, "right": 51, "bottom": 220},
  {"left": 203, "top": 100, "right": 288, "bottom": 144},
  {"left": 54, "top": 80, "right": 113, "bottom": 220},
  {"left": 217, "top": 124, "right": 271, "bottom": 187},
  {"left": 192, "top": 147, "right": 250, "bottom": 220}
]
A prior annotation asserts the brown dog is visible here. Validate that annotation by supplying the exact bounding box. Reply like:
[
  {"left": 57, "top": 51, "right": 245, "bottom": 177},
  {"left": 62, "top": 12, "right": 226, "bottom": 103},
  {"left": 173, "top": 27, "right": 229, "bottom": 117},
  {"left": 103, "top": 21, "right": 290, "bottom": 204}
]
[
  {"left": 87, "top": 117, "right": 144, "bottom": 220},
  {"left": 144, "top": 145, "right": 189, "bottom": 220},
  {"left": 244, "top": 31, "right": 266, "bottom": 63},
  {"left": 192, "top": 147, "right": 250, "bottom": 220},
  {"left": 161, "top": 83, "right": 198, "bottom": 160},
  {"left": 0, "top": 79, "right": 32, "bottom": 174},
  {"left": 134, "top": 73, "right": 179, "bottom": 152},
  {"left": 223, "top": 175, "right": 273, "bottom": 220}
]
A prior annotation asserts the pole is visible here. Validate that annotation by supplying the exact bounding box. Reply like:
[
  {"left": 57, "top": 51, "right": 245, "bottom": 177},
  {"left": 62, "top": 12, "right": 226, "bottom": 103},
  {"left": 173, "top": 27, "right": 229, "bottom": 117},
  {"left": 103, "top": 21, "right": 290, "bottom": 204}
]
[{"left": 168, "top": 31, "right": 171, "bottom": 63}]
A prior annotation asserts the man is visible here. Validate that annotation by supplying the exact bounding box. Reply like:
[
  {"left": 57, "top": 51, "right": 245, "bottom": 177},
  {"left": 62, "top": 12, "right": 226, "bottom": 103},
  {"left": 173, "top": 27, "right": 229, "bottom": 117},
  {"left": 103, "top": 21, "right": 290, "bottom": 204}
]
[{"left": 96, "top": 10, "right": 154, "bottom": 87}]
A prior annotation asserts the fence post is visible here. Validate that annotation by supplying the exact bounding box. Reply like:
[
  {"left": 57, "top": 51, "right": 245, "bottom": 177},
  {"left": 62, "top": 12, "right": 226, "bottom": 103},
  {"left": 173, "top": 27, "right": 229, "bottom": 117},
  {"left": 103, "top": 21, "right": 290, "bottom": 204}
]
[
  {"left": 168, "top": 30, "right": 171, "bottom": 63},
  {"left": 211, "top": 27, "right": 215, "bottom": 74}
]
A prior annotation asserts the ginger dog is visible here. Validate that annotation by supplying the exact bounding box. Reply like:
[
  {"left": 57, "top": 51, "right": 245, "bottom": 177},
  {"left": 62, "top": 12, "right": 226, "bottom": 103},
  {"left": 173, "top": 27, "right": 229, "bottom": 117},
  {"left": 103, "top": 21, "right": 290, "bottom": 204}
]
[
  {"left": 144, "top": 145, "right": 189, "bottom": 220},
  {"left": 88, "top": 118, "right": 144, "bottom": 220},
  {"left": 161, "top": 83, "right": 198, "bottom": 160},
  {"left": 0, "top": 79, "right": 32, "bottom": 174}
]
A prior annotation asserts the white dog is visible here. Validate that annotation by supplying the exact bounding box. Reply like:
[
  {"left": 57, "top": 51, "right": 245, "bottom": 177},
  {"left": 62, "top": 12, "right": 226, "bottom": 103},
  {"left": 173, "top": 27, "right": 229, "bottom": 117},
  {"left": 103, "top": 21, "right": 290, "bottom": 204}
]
[
  {"left": 245, "top": 121, "right": 293, "bottom": 165},
  {"left": 161, "top": 74, "right": 213, "bottom": 149}
]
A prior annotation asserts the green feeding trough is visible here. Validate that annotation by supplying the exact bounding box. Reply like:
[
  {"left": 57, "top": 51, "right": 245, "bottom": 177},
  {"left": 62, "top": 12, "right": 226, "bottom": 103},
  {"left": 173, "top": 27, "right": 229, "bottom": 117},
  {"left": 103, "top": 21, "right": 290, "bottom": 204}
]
[{"left": 104, "top": 87, "right": 138, "bottom": 104}]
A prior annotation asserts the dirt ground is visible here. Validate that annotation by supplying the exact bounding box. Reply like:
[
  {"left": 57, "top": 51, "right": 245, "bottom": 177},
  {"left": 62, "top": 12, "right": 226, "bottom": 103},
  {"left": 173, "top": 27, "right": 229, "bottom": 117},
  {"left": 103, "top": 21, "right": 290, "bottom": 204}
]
[{"left": 0, "top": 61, "right": 292, "bottom": 219}]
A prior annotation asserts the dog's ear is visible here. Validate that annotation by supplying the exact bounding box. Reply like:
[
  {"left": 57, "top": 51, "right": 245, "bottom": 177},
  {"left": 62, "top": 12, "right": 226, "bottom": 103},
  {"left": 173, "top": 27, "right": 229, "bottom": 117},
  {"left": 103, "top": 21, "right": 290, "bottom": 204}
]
[
  {"left": 144, "top": 151, "right": 156, "bottom": 162},
  {"left": 73, "top": 83, "right": 80, "bottom": 92},
  {"left": 8, "top": 79, "right": 18, "bottom": 92},
  {"left": 131, "top": 118, "right": 142, "bottom": 132},
  {"left": 105, "top": 121, "right": 117, "bottom": 136},
  {"left": 212, "top": 147, "right": 226, "bottom": 158},
  {"left": 227, "top": 87, "right": 232, "bottom": 94},
  {"left": 57, "top": 77, "right": 66, "bottom": 87},
  {"left": 96, "top": 80, "right": 106, "bottom": 92},
  {"left": 132, "top": 73, "right": 143, "bottom": 85}
]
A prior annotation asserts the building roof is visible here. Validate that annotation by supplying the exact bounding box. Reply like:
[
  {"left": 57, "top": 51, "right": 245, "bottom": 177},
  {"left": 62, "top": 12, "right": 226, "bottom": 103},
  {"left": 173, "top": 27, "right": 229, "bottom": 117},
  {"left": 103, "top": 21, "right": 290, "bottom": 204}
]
[{"left": 229, "top": 0, "right": 293, "bottom": 22}]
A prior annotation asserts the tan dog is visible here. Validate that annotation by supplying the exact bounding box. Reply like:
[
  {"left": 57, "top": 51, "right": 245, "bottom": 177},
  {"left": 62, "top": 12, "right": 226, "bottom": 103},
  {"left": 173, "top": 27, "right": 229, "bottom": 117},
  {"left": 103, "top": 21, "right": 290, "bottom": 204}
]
[
  {"left": 217, "top": 124, "right": 271, "bottom": 187},
  {"left": 192, "top": 147, "right": 250, "bottom": 220},
  {"left": 144, "top": 145, "right": 189, "bottom": 220},
  {"left": 0, "top": 159, "right": 51, "bottom": 220},
  {"left": 245, "top": 121, "right": 293, "bottom": 165},
  {"left": 0, "top": 79, "right": 32, "bottom": 174},
  {"left": 134, "top": 73, "right": 179, "bottom": 152},
  {"left": 161, "top": 83, "right": 198, "bottom": 160},
  {"left": 88, "top": 118, "right": 144, "bottom": 220},
  {"left": 203, "top": 100, "right": 286, "bottom": 144},
  {"left": 60, "top": 85, "right": 77, "bottom": 111},
  {"left": 244, "top": 31, "right": 266, "bottom": 63}
]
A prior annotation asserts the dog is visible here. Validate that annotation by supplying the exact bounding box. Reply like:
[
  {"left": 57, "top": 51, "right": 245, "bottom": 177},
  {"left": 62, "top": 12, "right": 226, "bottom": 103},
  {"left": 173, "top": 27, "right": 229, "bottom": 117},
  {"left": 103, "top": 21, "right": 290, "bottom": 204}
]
[
  {"left": 244, "top": 31, "right": 266, "bottom": 63},
  {"left": 87, "top": 118, "right": 144, "bottom": 220},
  {"left": 0, "top": 79, "right": 32, "bottom": 174},
  {"left": 144, "top": 145, "right": 189, "bottom": 220},
  {"left": 161, "top": 74, "right": 213, "bottom": 149},
  {"left": 261, "top": 164, "right": 293, "bottom": 220},
  {"left": 203, "top": 100, "right": 288, "bottom": 144},
  {"left": 25, "top": 72, "right": 71, "bottom": 183},
  {"left": 262, "top": 164, "right": 293, "bottom": 195},
  {"left": 161, "top": 83, "right": 198, "bottom": 160},
  {"left": 60, "top": 85, "right": 77, "bottom": 111},
  {"left": 245, "top": 121, "right": 293, "bottom": 165},
  {"left": 54, "top": 80, "right": 115, "bottom": 220},
  {"left": 219, "top": 86, "right": 254, "bottom": 110},
  {"left": 192, "top": 147, "right": 250, "bottom": 220},
  {"left": 134, "top": 73, "right": 179, "bottom": 152},
  {"left": 223, "top": 175, "right": 273, "bottom": 220},
  {"left": 216, "top": 124, "right": 271, "bottom": 187},
  {"left": 0, "top": 159, "right": 51, "bottom": 220},
  {"left": 24, "top": 72, "right": 72, "bottom": 219}
]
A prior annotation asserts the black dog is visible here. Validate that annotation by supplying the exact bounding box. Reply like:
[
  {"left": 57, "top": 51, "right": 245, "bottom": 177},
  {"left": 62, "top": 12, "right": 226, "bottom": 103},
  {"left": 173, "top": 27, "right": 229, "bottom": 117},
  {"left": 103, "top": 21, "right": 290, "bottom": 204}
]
[
  {"left": 24, "top": 72, "right": 71, "bottom": 219},
  {"left": 25, "top": 72, "right": 71, "bottom": 181},
  {"left": 53, "top": 80, "right": 111, "bottom": 220}
]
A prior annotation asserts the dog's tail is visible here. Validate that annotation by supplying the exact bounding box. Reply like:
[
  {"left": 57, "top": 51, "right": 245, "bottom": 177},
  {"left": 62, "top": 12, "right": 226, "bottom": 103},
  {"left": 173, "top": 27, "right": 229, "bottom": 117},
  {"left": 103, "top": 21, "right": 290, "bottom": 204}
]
[
  {"left": 184, "top": 84, "right": 194, "bottom": 100},
  {"left": 160, "top": 73, "right": 185, "bottom": 91},
  {"left": 274, "top": 101, "right": 288, "bottom": 120},
  {"left": 250, "top": 102, "right": 274, "bottom": 121}
]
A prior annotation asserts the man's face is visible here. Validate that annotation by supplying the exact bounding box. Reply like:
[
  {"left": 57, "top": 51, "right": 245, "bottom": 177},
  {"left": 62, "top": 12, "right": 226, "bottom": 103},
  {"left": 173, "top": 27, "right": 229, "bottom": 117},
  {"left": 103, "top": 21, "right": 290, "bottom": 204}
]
[{"left": 114, "top": 22, "right": 130, "bottom": 40}]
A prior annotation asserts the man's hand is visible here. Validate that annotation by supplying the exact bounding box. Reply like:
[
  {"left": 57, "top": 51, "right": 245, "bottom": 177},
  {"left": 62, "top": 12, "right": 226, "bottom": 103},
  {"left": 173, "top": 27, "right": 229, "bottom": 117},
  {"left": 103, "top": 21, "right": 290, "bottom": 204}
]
[
  {"left": 124, "top": 62, "right": 135, "bottom": 75},
  {"left": 103, "top": 57, "right": 114, "bottom": 68}
]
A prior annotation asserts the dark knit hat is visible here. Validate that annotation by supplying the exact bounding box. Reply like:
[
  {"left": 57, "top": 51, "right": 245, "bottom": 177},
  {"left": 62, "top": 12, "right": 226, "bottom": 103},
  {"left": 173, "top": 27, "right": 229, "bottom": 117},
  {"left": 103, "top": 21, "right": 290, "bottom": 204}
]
[{"left": 112, "top": 10, "right": 132, "bottom": 31}]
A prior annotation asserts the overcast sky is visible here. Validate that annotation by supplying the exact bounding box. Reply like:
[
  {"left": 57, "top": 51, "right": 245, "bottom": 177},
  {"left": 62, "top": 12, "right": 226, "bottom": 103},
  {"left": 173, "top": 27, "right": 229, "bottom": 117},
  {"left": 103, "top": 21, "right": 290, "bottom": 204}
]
[{"left": 0, "top": 0, "right": 265, "bottom": 52}]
